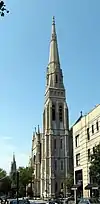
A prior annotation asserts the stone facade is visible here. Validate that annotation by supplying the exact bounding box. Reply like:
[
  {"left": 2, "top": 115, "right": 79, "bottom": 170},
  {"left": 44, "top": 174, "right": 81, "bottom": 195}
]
[
  {"left": 31, "top": 17, "right": 73, "bottom": 198},
  {"left": 73, "top": 104, "right": 100, "bottom": 197}
]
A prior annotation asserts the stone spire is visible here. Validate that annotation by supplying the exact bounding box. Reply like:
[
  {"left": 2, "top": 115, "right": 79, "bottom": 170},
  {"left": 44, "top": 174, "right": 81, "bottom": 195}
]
[
  {"left": 11, "top": 153, "right": 17, "bottom": 175},
  {"left": 38, "top": 125, "right": 40, "bottom": 134},
  {"left": 46, "top": 16, "right": 64, "bottom": 89},
  {"left": 48, "top": 16, "right": 60, "bottom": 67},
  {"left": 13, "top": 152, "right": 15, "bottom": 162}
]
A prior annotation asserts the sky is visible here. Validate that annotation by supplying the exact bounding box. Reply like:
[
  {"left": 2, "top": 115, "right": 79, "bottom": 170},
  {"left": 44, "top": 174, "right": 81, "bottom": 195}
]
[{"left": 0, "top": 0, "right": 100, "bottom": 172}]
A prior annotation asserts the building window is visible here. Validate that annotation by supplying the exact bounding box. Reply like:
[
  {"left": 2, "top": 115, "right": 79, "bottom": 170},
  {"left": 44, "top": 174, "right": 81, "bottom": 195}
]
[
  {"left": 61, "top": 182, "right": 63, "bottom": 189},
  {"left": 43, "top": 109, "right": 45, "bottom": 130},
  {"left": 33, "top": 155, "right": 36, "bottom": 163},
  {"left": 88, "top": 149, "right": 91, "bottom": 161},
  {"left": 60, "top": 139, "right": 62, "bottom": 149},
  {"left": 61, "top": 160, "right": 63, "bottom": 170},
  {"left": 47, "top": 105, "right": 49, "bottom": 128},
  {"left": 52, "top": 104, "right": 55, "bottom": 121},
  {"left": 93, "top": 147, "right": 95, "bottom": 154},
  {"left": 54, "top": 160, "right": 57, "bottom": 170},
  {"left": 47, "top": 74, "right": 49, "bottom": 85},
  {"left": 40, "top": 143, "right": 41, "bottom": 162},
  {"left": 55, "top": 182, "right": 57, "bottom": 192},
  {"left": 55, "top": 75, "right": 58, "bottom": 83},
  {"left": 54, "top": 139, "right": 56, "bottom": 149},
  {"left": 76, "top": 153, "right": 80, "bottom": 166},
  {"left": 87, "top": 128, "right": 90, "bottom": 140},
  {"left": 96, "top": 121, "right": 99, "bottom": 131},
  {"left": 75, "top": 135, "right": 79, "bottom": 147},
  {"left": 59, "top": 105, "right": 63, "bottom": 122},
  {"left": 92, "top": 125, "right": 94, "bottom": 134}
]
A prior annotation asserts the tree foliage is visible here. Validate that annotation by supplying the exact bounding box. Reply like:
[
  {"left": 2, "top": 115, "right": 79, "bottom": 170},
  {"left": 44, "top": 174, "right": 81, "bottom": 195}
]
[
  {"left": 0, "top": 177, "right": 11, "bottom": 194},
  {"left": 90, "top": 143, "right": 100, "bottom": 184},
  {"left": 0, "top": 168, "right": 6, "bottom": 179},
  {"left": 18, "top": 166, "right": 33, "bottom": 197},
  {"left": 0, "top": 166, "right": 33, "bottom": 196},
  {"left": 18, "top": 166, "right": 33, "bottom": 187},
  {"left": 0, "top": 168, "right": 11, "bottom": 194},
  {"left": 0, "top": 1, "right": 9, "bottom": 16},
  {"left": 65, "top": 172, "right": 74, "bottom": 192}
]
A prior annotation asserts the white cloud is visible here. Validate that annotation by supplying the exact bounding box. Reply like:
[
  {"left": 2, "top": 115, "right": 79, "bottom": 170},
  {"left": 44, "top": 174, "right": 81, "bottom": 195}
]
[
  {"left": 1, "top": 136, "right": 12, "bottom": 141},
  {"left": 0, "top": 135, "right": 29, "bottom": 173}
]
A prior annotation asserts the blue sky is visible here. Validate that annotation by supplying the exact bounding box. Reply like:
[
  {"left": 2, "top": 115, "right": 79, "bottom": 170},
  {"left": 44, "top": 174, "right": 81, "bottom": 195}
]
[{"left": 0, "top": 0, "right": 100, "bottom": 172}]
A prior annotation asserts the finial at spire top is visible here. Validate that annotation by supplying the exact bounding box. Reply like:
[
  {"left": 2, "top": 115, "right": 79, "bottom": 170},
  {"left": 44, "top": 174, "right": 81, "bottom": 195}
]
[
  {"left": 35, "top": 127, "right": 36, "bottom": 133},
  {"left": 80, "top": 111, "right": 82, "bottom": 117},
  {"left": 48, "top": 16, "right": 60, "bottom": 66},
  {"left": 38, "top": 125, "right": 40, "bottom": 134},
  {"left": 52, "top": 16, "right": 55, "bottom": 25},
  {"left": 13, "top": 152, "right": 15, "bottom": 162}
]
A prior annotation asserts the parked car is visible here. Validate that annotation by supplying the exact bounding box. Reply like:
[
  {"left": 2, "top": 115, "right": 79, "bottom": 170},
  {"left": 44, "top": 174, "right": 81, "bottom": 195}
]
[
  {"left": 10, "top": 199, "right": 30, "bottom": 204},
  {"left": 78, "top": 198, "right": 100, "bottom": 204}
]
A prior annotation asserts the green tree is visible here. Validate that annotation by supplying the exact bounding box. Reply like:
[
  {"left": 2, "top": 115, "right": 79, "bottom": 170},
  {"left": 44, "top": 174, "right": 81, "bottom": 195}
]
[
  {"left": 0, "top": 168, "right": 6, "bottom": 179},
  {"left": 18, "top": 166, "right": 33, "bottom": 197},
  {"left": 0, "top": 177, "right": 11, "bottom": 194},
  {"left": 0, "top": 168, "right": 11, "bottom": 194},
  {"left": 65, "top": 172, "right": 74, "bottom": 193},
  {"left": 89, "top": 143, "right": 100, "bottom": 184},
  {"left": 0, "top": 1, "right": 9, "bottom": 16},
  {"left": 18, "top": 166, "right": 33, "bottom": 187}
]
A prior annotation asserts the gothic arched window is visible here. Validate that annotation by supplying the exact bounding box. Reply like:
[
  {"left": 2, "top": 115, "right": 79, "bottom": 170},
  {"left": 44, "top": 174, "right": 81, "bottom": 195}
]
[
  {"left": 55, "top": 182, "right": 58, "bottom": 193},
  {"left": 43, "top": 109, "right": 45, "bottom": 131},
  {"left": 33, "top": 155, "right": 36, "bottom": 163},
  {"left": 55, "top": 74, "right": 58, "bottom": 83},
  {"left": 60, "top": 139, "right": 62, "bottom": 149},
  {"left": 47, "top": 105, "right": 49, "bottom": 129},
  {"left": 47, "top": 74, "right": 49, "bottom": 85},
  {"left": 54, "top": 160, "right": 57, "bottom": 170},
  {"left": 59, "top": 105, "right": 63, "bottom": 122},
  {"left": 52, "top": 104, "right": 56, "bottom": 121},
  {"left": 54, "top": 139, "right": 56, "bottom": 149},
  {"left": 61, "top": 182, "right": 63, "bottom": 189},
  {"left": 61, "top": 160, "right": 63, "bottom": 170}
]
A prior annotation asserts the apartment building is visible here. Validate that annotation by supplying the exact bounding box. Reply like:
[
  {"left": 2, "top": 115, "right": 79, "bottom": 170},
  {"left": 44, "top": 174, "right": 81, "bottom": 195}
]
[{"left": 72, "top": 105, "right": 100, "bottom": 197}]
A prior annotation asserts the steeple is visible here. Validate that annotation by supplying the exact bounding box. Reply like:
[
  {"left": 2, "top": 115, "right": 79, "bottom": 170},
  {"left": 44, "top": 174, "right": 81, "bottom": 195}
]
[
  {"left": 13, "top": 152, "right": 15, "bottom": 162},
  {"left": 33, "top": 17, "right": 70, "bottom": 198},
  {"left": 38, "top": 125, "right": 40, "bottom": 134},
  {"left": 11, "top": 153, "right": 17, "bottom": 175},
  {"left": 48, "top": 16, "right": 60, "bottom": 67},
  {"left": 46, "top": 17, "right": 64, "bottom": 89}
]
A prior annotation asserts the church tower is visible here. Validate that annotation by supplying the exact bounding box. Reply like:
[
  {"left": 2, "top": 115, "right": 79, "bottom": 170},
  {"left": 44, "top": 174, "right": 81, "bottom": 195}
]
[
  {"left": 11, "top": 153, "right": 17, "bottom": 175},
  {"left": 10, "top": 153, "right": 17, "bottom": 190},
  {"left": 42, "top": 17, "right": 70, "bottom": 197}
]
